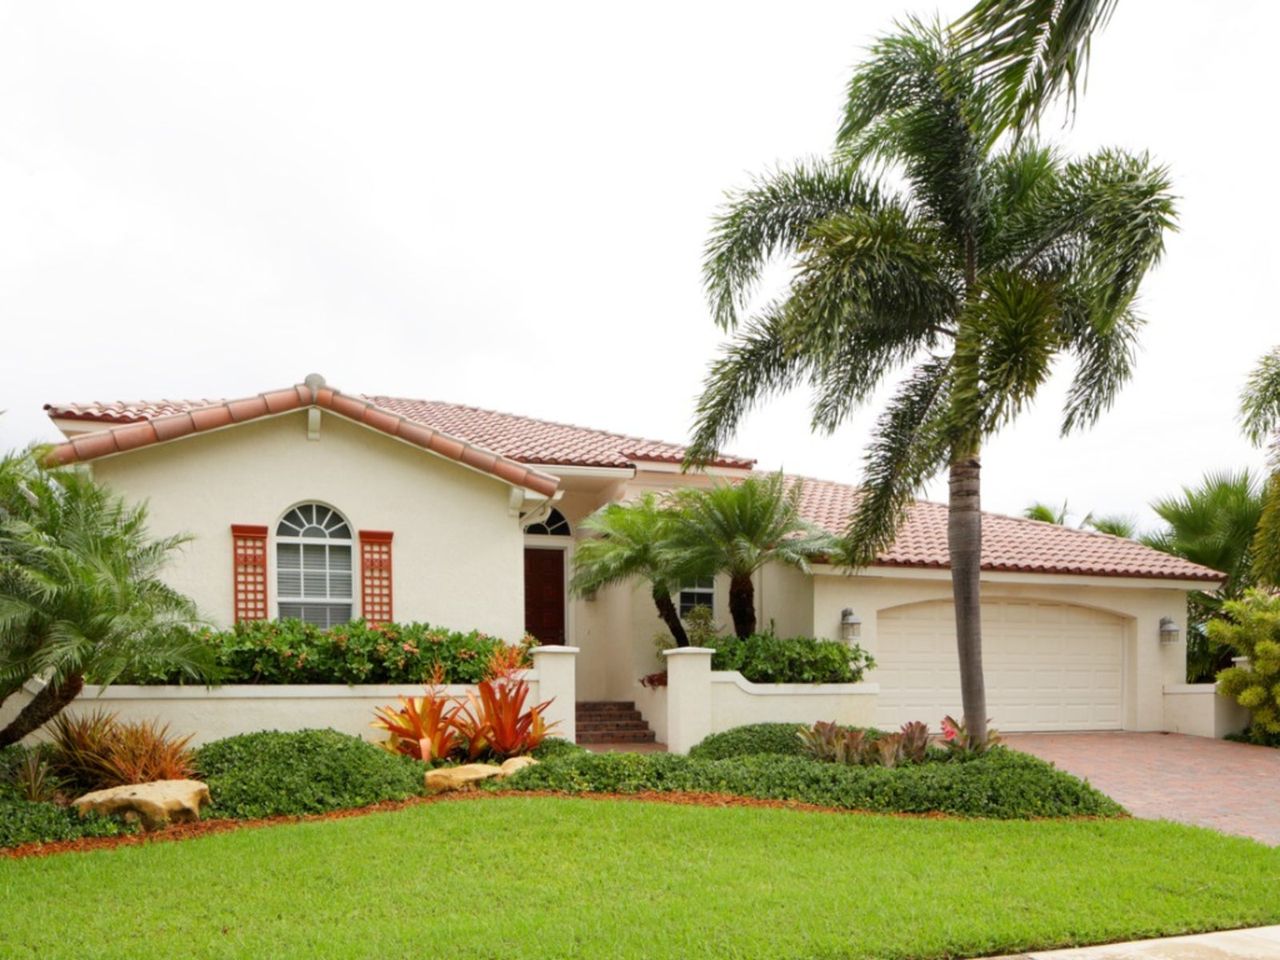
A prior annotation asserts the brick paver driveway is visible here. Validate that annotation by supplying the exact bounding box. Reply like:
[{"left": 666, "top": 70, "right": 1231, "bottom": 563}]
[{"left": 1006, "top": 732, "right": 1280, "bottom": 845}]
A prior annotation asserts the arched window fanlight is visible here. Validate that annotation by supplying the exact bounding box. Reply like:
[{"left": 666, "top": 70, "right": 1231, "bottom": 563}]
[
  {"left": 276, "top": 503, "right": 353, "bottom": 627},
  {"left": 524, "top": 507, "right": 571, "bottom": 537}
]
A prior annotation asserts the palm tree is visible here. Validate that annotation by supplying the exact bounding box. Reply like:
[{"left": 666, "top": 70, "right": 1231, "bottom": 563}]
[
  {"left": 1141, "top": 470, "right": 1265, "bottom": 681},
  {"left": 1024, "top": 501, "right": 1069, "bottom": 524},
  {"left": 570, "top": 494, "right": 703, "bottom": 647},
  {"left": 688, "top": 21, "right": 1174, "bottom": 743},
  {"left": 953, "top": 0, "right": 1119, "bottom": 135},
  {"left": 0, "top": 454, "right": 211, "bottom": 747},
  {"left": 670, "top": 474, "right": 831, "bottom": 639},
  {"left": 1242, "top": 346, "right": 1280, "bottom": 586}
]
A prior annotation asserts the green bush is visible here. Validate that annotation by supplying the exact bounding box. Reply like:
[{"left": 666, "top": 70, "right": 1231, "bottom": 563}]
[
  {"left": 497, "top": 750, "right": 1123, "bottom": 819},
  {"left": 531, "top": 738, "right": 588, "bottom": 761},
  {"left": 0, "top": 746, "right": 136, "bottom": 849},
  {"left": 1211, "top": 591, "right": 1280, "bottom": 734},
  {"left": 710, "top": 633, "right": 874, "bottom": 684},
  {"left": 690, "top": 723, "right": 811, "bottom": 760},
  {"left": 121, "top": 619, "right": 515, "bottom": 685},
  {"left": 194, "top": 729, "right": 425, "bottom": 819}
]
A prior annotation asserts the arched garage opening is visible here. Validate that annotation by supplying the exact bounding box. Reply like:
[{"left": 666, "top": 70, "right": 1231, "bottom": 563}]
[{"left": 872, "top": 598, "right": 1128, "bottom": 732}]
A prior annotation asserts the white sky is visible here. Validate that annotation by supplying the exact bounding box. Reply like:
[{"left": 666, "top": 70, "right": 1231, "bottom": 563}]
[{"left": 0, "top": 1, "right": 1273, "bottom": 530}]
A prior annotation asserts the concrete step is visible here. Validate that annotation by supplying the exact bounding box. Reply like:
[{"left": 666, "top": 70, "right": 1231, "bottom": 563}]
[
  {"left": 576, "top": 729, "right": 657, "bottom": 744},
  {"left": 575, "top": 709, "right": 643, "bottom": 724},
  {"left": 576, "top": 701, "right": 637, "bottom": 712}
]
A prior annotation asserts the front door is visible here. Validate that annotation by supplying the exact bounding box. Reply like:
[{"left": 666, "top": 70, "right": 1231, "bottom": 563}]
[{"left": 523, "top": 547, "right": 566, "bottom": 644}]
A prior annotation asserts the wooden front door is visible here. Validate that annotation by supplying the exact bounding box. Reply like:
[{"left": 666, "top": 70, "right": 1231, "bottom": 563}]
[{"left": 523, "top": 547, "right": 566, "bottom": 645}]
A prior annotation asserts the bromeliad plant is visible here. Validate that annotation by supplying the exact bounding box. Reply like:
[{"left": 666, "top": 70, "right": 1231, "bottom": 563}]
[
  {"left": 939, "top": 715, "right": 1002, "bottom": 757},
  {"left": 798, "top": 719, "right": 936, "bottom": 767},
  {"left": 371, "top": 658, "right": 556, "bottom": 763}
]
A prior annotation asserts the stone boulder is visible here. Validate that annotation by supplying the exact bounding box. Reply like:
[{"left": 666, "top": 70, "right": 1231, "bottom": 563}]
[
  {"left": 425, "top": 757, "right": 540, "bottom": 793},
  {"left": 73, "top": 779, "right": 211, "bottom": 831}
]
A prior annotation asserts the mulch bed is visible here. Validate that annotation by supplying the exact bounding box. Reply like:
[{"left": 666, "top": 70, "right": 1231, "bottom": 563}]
[{"left": 1, "top": 789, "right": 967, "bottom": 861}]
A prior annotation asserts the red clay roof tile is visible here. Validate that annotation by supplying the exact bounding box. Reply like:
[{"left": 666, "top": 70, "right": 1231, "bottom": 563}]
[{"left": 789, "top": 475, "right": 1222, "bottom": 582}]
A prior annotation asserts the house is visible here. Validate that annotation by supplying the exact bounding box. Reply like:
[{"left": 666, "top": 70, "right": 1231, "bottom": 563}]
[{"left": 43, "top": 373, "right": 1224, "bottom": 736}]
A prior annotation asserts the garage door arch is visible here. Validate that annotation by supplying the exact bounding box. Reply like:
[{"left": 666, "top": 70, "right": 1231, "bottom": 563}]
[{"left": 872, "top": 597, "right": 1129, "bottom": 731}]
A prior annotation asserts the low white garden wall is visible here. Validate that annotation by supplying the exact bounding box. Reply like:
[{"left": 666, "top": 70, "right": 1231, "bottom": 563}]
[
  {"left": 0, "top": 645, "right": 578, "bottom": 747},
  {"left": 661, "top": 647, "right": 879, "bottom": 753},
  {"left": 1162, "top": 683, "right": 1249, "bottom": 739},
  {"left": 632, "top": 684, "right": 668, "bottom": 745}
]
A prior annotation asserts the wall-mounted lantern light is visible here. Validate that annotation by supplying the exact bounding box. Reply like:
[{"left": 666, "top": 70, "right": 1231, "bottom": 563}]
[
  {"left": 1158, "top": 616, "right": 1179, "bottom": 645},
  {"left": 840, "top": 608, "right": 862, "bottom": 644}
]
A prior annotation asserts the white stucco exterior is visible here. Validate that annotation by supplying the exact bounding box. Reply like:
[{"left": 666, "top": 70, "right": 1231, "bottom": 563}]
[{"left": 89, "top": 409, "right": 528, "bottom": 639}]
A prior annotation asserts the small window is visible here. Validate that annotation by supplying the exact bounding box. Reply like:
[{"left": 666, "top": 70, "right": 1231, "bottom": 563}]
[
  {"left": 276, "top": 503, "right": 353, "bottom": 628},
  {"left": 524, "top": 507, "right": 571, "bottom": 537},
  {"left": 678, "top": 577, "right": 715, "bottom": 618}
]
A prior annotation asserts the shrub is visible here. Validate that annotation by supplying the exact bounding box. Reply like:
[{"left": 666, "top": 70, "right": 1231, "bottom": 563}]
[
  {"left": 497, "top": 750, "right": 1123, "bottom": 819},
  {"left": 372, "top": 675, "right": 556, "bottom": 763},
  {"left": 1212, "top": 591, "right": 1280, "bottom": 734},
  {"left": 531, "top": 738, "right": 586, "bottom": 761},
  {"left": 939, "top": 715, "right": 1003, "bottom": 758},
  {"left": 194, "top": 729, "right": 424, "bottom": 819},
  {"left": 48, "top": 710, "right": 195, "bottom": 791},
  {"left": 0, "top": 794, "right": 136, "bottom": 849},
  {"left": 711, "top": 633, "right": 874, "bottom": 684},
  {"left": 797, "top": 720, "right": 939, "bottom": 766},
  {"left": 689, "top": 723, "right": 808, "bottom": 760},
  {"left": 119, "top": 619, "right": 521, "bottom": 686}
]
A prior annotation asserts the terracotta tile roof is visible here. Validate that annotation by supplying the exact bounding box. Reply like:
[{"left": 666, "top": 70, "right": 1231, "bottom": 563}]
[
  {"left": 791, "top": 475, "right": 1223, "bottom": 582},
  {"left": 43, "top": 379, "right": 559, "bottom": 498},
  {"left": 45, "top": 395, "right": 756, "bottom": 470}
]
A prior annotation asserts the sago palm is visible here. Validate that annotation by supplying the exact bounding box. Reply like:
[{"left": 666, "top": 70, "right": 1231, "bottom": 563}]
[
  {"left": 688, "top": 21, "right": 1174, "bottom": 742},
  {"left": 1242, "top": 346, "right": 1280, "bottom": 586},
  {"left": 670, "top": 473, "right": 831, "bottom": 639},
  {"left": 570, "top": 493, "right": 704, "bottom": 647},
  {"left": 0, "top": 454, "right": 211, "bottom": 747}
]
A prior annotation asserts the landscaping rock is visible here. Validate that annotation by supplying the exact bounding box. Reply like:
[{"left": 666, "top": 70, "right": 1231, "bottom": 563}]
[
  {"left": 499, "top": 756, "right": 538, "bottom": 777},
  {"left": 425, "top": 763, "right": 504, "bottom": 792},
  {"left": 73, "top": 779, "right": 211, "bottom": 831}
]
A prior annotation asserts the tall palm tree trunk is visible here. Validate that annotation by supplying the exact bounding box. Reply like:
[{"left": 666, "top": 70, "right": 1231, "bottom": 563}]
[
  {"left": 948, "top": 455, "right": 988, "bottom": 744},
  {"left": 0, "top": 673, "right": 84, "bottom": 748},
  {"left": 728, "top": 574, "right": 756, "bottom": 638},
  {"left": 652, "top": 586, "right": 690, "bottom": 647}
]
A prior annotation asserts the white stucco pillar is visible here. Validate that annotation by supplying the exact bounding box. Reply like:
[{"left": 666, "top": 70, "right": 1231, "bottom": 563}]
[
  {"left": 662, "top": 647, "right": 714, "bottom": 755},
  {"left": 530, "top": 645, "right": 579, "bottom": 744}
]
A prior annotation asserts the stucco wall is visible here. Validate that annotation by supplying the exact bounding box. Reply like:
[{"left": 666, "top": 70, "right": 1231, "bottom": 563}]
[{"left": 89, "top": 410, "right": 526, "bottom": 639}]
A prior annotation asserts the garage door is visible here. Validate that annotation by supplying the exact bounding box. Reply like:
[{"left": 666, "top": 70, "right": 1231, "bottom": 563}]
[{"left": 873, "top": 599, "right": 1125, "bottom": 731}]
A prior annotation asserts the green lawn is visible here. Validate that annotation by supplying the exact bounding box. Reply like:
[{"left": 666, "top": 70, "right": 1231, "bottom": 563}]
[{"left": 2, "top": 797, "right": 1277, "bottom": 960}]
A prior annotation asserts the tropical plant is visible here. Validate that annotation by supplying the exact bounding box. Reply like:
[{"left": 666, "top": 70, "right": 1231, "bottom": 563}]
[
  {"left": 939, "top": 714, "right": 1002, "bottom": 757},
  {"left": 898, "top": 721, "right": 931, "bottom": 763},
  {"left": 1210, "top": 591, "right": 1280, "bottom": 739},
  {"left": 47, "top": 709, "right": 195, "bottom": 790},
  {"left": 0, "top": 454, "right": 212, "bottom": 746},
  {"left": 1241, "top": 346, "right": 1280, "bottom": 587},
  {"left": 371, "top": 689, "right": 463, "bottom": 763},
  {"left": 458, "top": 675, "right": 555, "bottom": 760},
  {"left": 1023, "top": 500, "right": 1136, "bottom": 538},
  {"left": 798, "top": 721, "right": 870, "bottom": 765},
  {"left": 953, "top": 0, "right": 1118, "bottom": 135},
  {"left": 1023, "top": 501, "right": 1069, "bottom": 524},
  {"left": 689, "top": 22, "right": 1174, "bottom": 743},
  {"left": 12, "top": 749, "right": 61, "bottom": 803},
  {"left": 571, "top": 493, "right": 707, "bottom": 646},
  {"left": 669, "top": 473, "right": 831, "bottom": 638},
  {"left": 1142, "top": 470, "right": 1265, "bottom": 680}
]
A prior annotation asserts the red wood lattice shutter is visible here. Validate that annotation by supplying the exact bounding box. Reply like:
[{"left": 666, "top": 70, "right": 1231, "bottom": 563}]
[
  {"left": 231, "top": 524, "right": 269, "bottom": 623},
  {"left": 360, "top": 530, "right": 394, "bottom": 625}
]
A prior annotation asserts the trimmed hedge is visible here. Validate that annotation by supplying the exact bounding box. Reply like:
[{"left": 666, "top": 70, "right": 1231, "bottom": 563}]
[
  {"left": 120, "top": 619, "right": 515, "bottom": 685},
  {"left": 194, "top": 729, "right": 425, "bottom": 819},
  {"left": 710, "top": 633, "right": 874, "bottom": 684},
  {"left": 689, "top": 723, "right": 810, "bottom": 760},
  {"left": 497, "top": 750, "right": 1124, "bottom": 819}
]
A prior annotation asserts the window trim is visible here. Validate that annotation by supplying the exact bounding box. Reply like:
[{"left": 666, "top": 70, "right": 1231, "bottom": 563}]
[
  {"left": 274, "top": 502, "right": 355, "bottom": 627},
  {"left": 678, "top": 576, "right": 715, "bottom": 619}
]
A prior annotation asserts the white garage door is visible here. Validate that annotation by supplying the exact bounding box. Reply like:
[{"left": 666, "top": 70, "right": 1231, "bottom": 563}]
[{"left": 873, "top": 599, "right": 1125, "bottom": 732}]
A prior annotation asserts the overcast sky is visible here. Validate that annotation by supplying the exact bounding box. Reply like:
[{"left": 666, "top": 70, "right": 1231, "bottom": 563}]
[{"left": 0, "top": 1, "right": 1273, "bottom": 529}]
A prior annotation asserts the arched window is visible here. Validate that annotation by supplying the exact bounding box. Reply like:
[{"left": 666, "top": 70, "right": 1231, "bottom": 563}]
[
  {"left": 524, "top": 507, "right": 571, "bottom": 537},
  {"left": 276, "top": 503, "right": 353, "bottom": 627}
]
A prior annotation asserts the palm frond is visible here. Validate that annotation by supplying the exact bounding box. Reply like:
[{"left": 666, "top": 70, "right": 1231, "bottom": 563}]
[
  {"left": 703, "top": 160, "right": 881, "bottom": 330},
  {"left": 952, "top": 0, "right": 1119, "bottom": 134},
  {"left": 1241, "top": 347, "right": 1280, "bottom": 450}
]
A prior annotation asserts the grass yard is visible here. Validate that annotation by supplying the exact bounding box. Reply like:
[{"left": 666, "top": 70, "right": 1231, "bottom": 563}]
[{"left": 2, "top": 797, "right": 1278, "bottom": 960}]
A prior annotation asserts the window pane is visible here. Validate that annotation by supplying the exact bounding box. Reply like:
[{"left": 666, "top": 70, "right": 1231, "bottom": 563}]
[
  {"left": 329, "top": 545, "right": 353, "bottom": 597},
  {"left": 302, "top": 544, "right": 328, "bottom": 597},
  {"left": 277, "top": 543, "right": 301, "bottom": 597}
]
